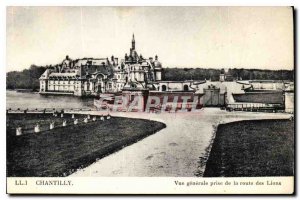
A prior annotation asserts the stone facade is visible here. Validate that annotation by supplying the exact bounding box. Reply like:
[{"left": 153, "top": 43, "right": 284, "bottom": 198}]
[
  {"left": 219, "top": 68, "right": 234, "bottom": 82},
  {"left": 39, "top": 34, "right": 163, "bottom": 96},
  {"left": 39, "top": 56, "right": 113, "bottom": 96}
]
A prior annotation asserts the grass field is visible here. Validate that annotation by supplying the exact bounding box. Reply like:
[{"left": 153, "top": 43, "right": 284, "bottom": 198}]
[
  {"left": 7, "top": 113, "right": 166, "bottom": 177},
  {"left": 203, "top": 119, "right": 294, "bottom": 177}
]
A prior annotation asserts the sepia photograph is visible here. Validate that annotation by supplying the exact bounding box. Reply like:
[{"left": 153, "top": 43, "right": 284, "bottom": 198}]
[{"left": 5, "top": 6, "right": 294, "bottom": 194}]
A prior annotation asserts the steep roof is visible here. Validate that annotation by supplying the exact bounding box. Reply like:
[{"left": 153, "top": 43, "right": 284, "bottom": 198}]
[
  {"left": 49, "top": 72, "right": 78, "bottom": 78},
  {"left": 73, "top": 58, "right": 109, "bottom": 67}
]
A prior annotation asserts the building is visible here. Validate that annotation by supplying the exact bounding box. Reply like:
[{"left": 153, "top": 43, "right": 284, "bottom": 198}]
[
  {"left": 39, "top": 56, "right": 115, "bottom": 96},
  {"left": 200, "top": 84, "right": 227, "bottom": 107},
  {"left": 39, "top": 34, "right": 163, "bottom": 96},
  {"left": 116, "top": 34, "right": 162, "bottom": 86},
  {"left": 219, "top": 68, "right": 234, "bottom": 82}
]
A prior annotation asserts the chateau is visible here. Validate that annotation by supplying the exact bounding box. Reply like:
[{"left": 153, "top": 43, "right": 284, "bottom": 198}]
[{"left": 39, "top": 34, "right": 162, "bottom": 96}]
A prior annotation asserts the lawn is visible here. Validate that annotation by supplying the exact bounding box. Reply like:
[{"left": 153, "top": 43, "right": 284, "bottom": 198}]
[
  {"left": 7, "top": 113, "right": 166, "bottom": 177},
  {"left": 203, "top": 119, "right": 294, "bottom": 177}
]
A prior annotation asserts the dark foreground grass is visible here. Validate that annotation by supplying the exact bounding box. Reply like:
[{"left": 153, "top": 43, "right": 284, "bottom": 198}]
[
  {"left": 204, "top": 119, "right": 294, "bottom": 177},
  {"left": 7, "top": 113, "right": 166, "bottom": 177}
]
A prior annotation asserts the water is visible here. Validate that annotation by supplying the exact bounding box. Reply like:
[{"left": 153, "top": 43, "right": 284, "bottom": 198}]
[
  {"left": 6, "top": 81, "right": 288, "bottom": 110},
  {"left": 6, "top": 90, "right": 94, "bottom": 109}
]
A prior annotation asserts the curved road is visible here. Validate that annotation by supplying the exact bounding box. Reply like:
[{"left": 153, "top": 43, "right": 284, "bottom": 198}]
[{"left": 70, "top": 108, "right": 291, "bottom": 177}]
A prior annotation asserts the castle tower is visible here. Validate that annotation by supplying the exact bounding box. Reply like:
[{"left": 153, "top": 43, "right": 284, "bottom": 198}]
[{"left": 132, "top": 34, "right": 135, "bottom": 50}]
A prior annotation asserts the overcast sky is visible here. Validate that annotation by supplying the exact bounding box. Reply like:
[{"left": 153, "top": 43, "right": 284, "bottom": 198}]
[{"left": 6, "top": 6, "right": 293, "bottom": 72}]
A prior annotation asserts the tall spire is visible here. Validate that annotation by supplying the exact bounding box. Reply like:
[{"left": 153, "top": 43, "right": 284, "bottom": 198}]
[{"left": 132, "top": 33, "right": 135, "bottom": 50}]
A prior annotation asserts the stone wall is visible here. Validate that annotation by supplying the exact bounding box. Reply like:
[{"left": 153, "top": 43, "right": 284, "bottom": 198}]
[
  {"left": 285, "top": 92, "right": 294, "bottom": 113},
  {"left": 232, "top": 92, "right": 284, "bottom": 104}
]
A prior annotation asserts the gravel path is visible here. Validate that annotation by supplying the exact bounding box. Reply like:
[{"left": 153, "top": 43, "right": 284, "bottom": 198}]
[{"left": 70, "top": 108, "right": 291, "bottom": 177}]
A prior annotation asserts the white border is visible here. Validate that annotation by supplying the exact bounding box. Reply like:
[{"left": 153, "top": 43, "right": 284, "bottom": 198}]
[
  {"left": 1, "top": 0, "right": 298, "bottom": 6},
  {"left": 1, "top": 0, "right": 298, "bottom": 199}
]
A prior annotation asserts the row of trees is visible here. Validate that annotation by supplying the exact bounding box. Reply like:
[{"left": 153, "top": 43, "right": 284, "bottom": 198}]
[
  {"left": 162, "top": 68, "right": 294, "bottom": 81},
  {"left": 6, "top": 65, "right": 294, "bottom": 90},
  {"left": 6, "top": 65, "right": 46, "bottom": 91}
]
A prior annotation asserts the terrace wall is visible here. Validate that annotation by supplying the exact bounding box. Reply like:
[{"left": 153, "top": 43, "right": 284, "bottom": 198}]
[{"left": 232, "top": 92, "right": 284, "bottom": 104}]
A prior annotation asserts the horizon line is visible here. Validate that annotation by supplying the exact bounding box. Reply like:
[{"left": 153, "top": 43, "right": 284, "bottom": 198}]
[{"left": 6, "top": 65, "right": 294, "bottom": 73}]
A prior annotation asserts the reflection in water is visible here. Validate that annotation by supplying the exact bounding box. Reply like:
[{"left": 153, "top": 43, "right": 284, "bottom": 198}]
[{"left": 6, "top": 90, "right": 94, "bottom": 109}]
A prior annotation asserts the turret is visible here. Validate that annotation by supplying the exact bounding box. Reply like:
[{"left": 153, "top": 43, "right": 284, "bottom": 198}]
[{"left": 132, "top": 34, "right": 135, "bottom": 50}]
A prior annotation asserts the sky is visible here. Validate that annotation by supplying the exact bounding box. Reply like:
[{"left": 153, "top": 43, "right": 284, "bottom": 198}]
[{"left": 6, "top": 6, "right": 294, "bottom": 72}]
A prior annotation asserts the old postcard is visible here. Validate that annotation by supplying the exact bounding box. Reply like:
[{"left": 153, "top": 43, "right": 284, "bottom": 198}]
[{"left": 6, "top": 6, "right": 294, "bottom": 194}]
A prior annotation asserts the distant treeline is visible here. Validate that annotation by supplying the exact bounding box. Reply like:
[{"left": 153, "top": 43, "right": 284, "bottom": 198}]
[
  {"left": 6, "top": 65, "right": 294, "bottom": 90},
  {"left": 7, "top": 65, "right": 46, "bottom": 91},
  {"left": 163, "top": 68, "right": 294, "bottom": 81}
]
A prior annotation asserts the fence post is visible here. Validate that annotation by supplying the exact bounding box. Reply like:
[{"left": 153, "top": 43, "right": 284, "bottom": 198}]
[
  {"left": 34, "top": 124, "right": 40, "bottom": 133},
  {"left": 16, "top": 127, "right": 22, "bottom": 136},
  {"left": 50, "top": 122, "right": 55, "bottom": 130}
]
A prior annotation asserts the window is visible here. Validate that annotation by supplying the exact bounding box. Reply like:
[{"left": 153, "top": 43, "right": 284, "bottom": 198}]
[
  {"left": 130, "top": 95, "right": 135, "bottom": 101},
  {"left": 184, "top": 85, "right": 189, "bottom": 91}
]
